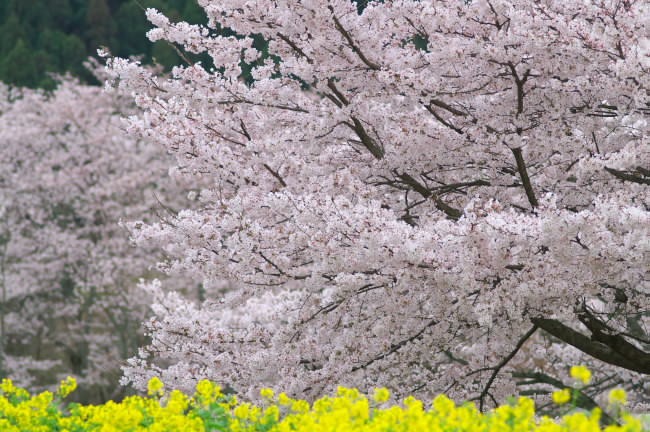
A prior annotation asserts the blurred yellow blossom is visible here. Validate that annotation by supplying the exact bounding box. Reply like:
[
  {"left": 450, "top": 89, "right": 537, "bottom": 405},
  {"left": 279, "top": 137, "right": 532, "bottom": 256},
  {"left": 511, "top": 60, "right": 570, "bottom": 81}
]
[
  {"left": 552, "top": 389, "right": 571, "bottom": 404},
  {"left": 0, "top": 379, "right": 14, "bottom": 394},
  {"left": 277, "top": 392, "right": 291, "bottom": 406},
  {"left": 372, "top": 387, "right": 390, "bottom": 404},
  {"left": 147, "top": 377, "right": 164, "bottom": 396},
  {"left": 234, "top": 402, "right": 250, "bottom": 420},
  {"left": 57, "top": 377, "right": 76, "bottom": 398},
  {"left": 570, "top": 365, "right": 591, "bottom": 384},
  {"left": 608, "top": 388, "right": 627, "bottom": 406},
  {"left": 196, "top": 379, "right": 218, "bottom": 401}
]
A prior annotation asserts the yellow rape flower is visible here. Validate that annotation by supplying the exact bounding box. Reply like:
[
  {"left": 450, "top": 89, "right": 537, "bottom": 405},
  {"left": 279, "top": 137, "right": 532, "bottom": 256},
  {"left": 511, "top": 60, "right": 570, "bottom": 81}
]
[
  {"left": 0, "top": 377, "right": 645, "bottom": 432},
  {"left": 234, "top": 402, "right": 250, "bottom": 420},
  {"left": 147, "top": 377, "right": 164, "bottom": 396},
  {"left": 195, "top": 379, "right": 215, "bottom": 400},
  {"left": 290, "top": 399, "right": 310, "bottom": 414},
  {"left": 249, "top": 405, "right": 262, "bottom": 422},
  {"left": 165, "top": 390, "right": 189, "bottom": 414},
  {"left": 277, "top": 393, "right": 291, "bottom": 406},
  {"left": 57, "top": 377, "right": 77, "bottom": 398},
  {"left": 552, "top": 389, "right": 571, "bottom": 404},
  {"left": 432, "top": 394, "right": 455, "bottom": 415},
  {"left": 260, "top": 388, "right": 274, "bottom": 400},
  {"left": 372, "top": 387, "right": 390, "bottom": 404},
  {"left": 403, "top": 395, "right": 422, "bottom": 411},
  {"left": 608, "top": 388, "right": 627, "bottom": 406},
  {"left": 264, "top": 404, "right": 280, "bottom": 422},
  {"left": 0, "top": 379, "right": 15, "bottom": 394},
  {"left": 570, "top": 365, "right": 591, "bottom": 384}
]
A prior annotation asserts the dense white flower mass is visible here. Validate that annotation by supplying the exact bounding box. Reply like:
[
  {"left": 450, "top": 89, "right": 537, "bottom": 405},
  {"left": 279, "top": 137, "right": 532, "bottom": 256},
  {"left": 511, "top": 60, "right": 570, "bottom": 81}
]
[
  {"left": 107, "top": 0, "right": 648, "bottom": 411},
  {"left": 0, "top": 70, "right": 193, "bottom": 399}
]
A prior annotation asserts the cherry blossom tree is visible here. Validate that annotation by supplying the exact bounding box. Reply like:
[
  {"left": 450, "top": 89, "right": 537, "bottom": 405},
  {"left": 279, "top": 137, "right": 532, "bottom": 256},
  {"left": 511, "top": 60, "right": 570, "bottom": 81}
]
[
  {"left": 106, "top": 0, "right": 649, "bottom": 412},
  {"left": 0, "top": 72, "right": 193, "bottom": 403}
]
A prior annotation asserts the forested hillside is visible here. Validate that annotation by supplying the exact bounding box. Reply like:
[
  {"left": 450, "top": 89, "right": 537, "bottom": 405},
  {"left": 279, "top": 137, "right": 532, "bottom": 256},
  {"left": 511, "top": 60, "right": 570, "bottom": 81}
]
[{"left": 0, "top": 0, "right": 206, "bottom": 89}]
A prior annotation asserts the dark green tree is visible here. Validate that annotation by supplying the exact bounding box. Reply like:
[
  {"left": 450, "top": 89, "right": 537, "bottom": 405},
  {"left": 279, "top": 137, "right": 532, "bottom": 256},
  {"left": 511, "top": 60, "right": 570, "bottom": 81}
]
[
  {"left": 48, "top": 0, "right": 74, "bottom": 32},
  {"left": 68, "top": 0, "right": 90, "bottom": 33},
  {"left": 0, "top": 39, "right": 38, "bottom": 88},
  {"left": 0, "top": 0, "right": 13, "bottom": 25},
  {"left": 61, "top": 35, "right": 87, "bottom": 76},
  {"left": 115, "top": 1, "right": 151, "bottom": 58},
  {"left": 85, "top": 0, "right": 119, "bottom": 54},
  {"left": 0, "top": 14, "right": 26, "bottom": 56},
  {"left": 14, "top": 0, "right": 53, "bottom": 37}
]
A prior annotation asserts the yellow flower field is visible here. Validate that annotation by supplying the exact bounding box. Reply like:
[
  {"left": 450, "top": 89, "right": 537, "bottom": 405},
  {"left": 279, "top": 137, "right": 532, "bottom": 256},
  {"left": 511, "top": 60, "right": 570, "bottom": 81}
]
[{"left": 0, "top": 368, "right": 646, "bottom": 432}]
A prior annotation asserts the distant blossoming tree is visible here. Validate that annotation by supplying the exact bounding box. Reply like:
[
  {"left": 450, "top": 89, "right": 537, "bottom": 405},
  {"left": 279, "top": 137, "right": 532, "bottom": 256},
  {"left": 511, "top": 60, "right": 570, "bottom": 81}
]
[
  {"left": 107, "top": 0, "right": 649, "bottom": 411},
  {"left": 0, "top": 72, "right": 193, "bottom": 402}
]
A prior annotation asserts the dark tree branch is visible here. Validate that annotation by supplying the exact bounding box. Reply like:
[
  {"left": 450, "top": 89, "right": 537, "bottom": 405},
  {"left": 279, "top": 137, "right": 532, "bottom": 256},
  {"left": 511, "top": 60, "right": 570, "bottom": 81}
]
[
  {"left": 347, "top": 117, "right": 385, "bottom": 159},
  {"left": 424, "top": 104, "right": 464, "bottom": 134},
  {"left": 351, "top": 318, "right": 438, "bottom": 372},
  {"left": 429, "top": 99, "right": 468, "bottom": 117},
  {"left": 511, "top": 147, "right": 539, "bottom": 208},
  {"left": 432, "top": 196, "right": 463, "bottom": 221},
  {"left": 531, "top": 318, "right": 650, "bottom": 374},
  {"left": 577, "top": 309, "right": 650, "bottom": 372},
  {"left": 327, "top": 80, "right": 350, "bottom": 106},
  {"left": 398, "top": 173, "right": 431, "bottom": 198},
  {"left": 239, "top": 120, "right": 251, "bottom": 140},
  {"left": 263, "top": 164, "right": 287, "bottom": 187},
  {"left": 434, "top": 179, "right": 491, "bottom": 194},
  {"left": 323, "top": 93, "right": 343, "bottom": 108},
  {"left": 330, "top": 10, "right": 381, "bottom": 71},
  {"left": 506, "top": 62, "right": 530, "bottom": 115},
  {"left": 471, "top": 325, "right": 538, "bottom": 411},
  {"left": 398, "top": 173, "right": 462, "bottom": 220},
  {"left": 277, "top": 33, "right": 313, "bottom": 64},
  {"left": 604, "top": 167, "right": 650, "bottom": 185},
  {"left": 324, "top": 82, "right": 385, "bottom": 160}
]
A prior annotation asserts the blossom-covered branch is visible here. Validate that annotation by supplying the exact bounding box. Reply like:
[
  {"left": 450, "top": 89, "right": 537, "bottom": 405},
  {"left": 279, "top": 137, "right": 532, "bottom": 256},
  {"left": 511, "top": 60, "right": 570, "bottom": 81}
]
[{"left": 106, "top": 0, "right": 649, "bottom": 409}]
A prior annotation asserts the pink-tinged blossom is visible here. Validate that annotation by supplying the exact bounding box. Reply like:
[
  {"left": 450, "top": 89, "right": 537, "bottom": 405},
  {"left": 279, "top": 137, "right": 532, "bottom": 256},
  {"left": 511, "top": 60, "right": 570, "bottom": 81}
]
[
  {"left": 0, "top": 70, "right": 196, "bottom": 402},
  {"left": 108, "top": 0, "right": 649, "bottom": 412}
]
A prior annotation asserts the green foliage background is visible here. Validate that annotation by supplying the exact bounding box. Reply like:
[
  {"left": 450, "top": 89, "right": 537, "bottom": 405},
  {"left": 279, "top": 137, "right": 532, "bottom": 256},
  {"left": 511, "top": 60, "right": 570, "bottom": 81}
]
[{"left": 0, "top": 0, "right": 208, "bottom": 89}]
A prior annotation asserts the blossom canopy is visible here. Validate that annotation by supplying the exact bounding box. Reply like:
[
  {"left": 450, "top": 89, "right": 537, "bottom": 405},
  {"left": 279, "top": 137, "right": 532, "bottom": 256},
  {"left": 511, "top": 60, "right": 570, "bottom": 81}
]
[{"left": 107, "top": 0, "right": 650, "bottom": 409}]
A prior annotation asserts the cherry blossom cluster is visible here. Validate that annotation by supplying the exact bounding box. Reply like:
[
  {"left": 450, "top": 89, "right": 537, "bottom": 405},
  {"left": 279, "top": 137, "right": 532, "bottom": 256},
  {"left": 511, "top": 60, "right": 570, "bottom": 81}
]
[
  {"left": 0, "top": 71, "right": 194, "bottom": 401},
  {"left": 106, "top": 0, "right": 649, "bottom": 411}
]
